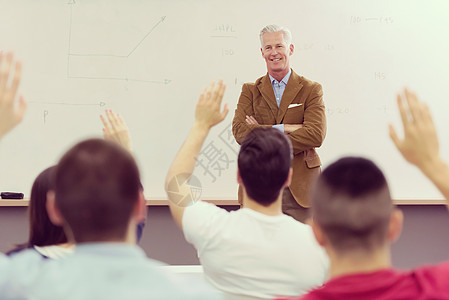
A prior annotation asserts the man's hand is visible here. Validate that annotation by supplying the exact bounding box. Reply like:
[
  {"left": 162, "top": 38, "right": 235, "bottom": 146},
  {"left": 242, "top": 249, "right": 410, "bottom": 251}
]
[
  {"left": 166, "top": 80, "right": 228, "bottom": 228},
  {"left": 245, "top": 115, "right": 259, "bottom": 125},
  {"left": 100, "top": 110, "right": 132, "bottom": 153},
  {"left": 390, "top": 88, "right": 449, "bottom": 202},
  {"left": 0, "top": 52, "right": 27, "bottom": 139},
  {"left": 195, "top": 80, "right": 228, "bottom": 129},
  {"left": 389, "top": 89, "right": 439, "bottom": 171},
  {"left": 284, "top": 124, "right": 303, "bottom": 134}
]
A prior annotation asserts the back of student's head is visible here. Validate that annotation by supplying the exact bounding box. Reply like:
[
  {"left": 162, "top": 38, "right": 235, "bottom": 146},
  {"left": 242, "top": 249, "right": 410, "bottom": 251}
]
[
  {"left": 311, "top": 157, "right": 393, "bottom": 254},
  {"left": 54, "top": 138, "right": 141, "bottom": 243},
  {"left": 28, "top": 166, "right": 67, "bottom": 247},
  {"left": 238, "top": 128, "right": 292, "bottom": 206}
]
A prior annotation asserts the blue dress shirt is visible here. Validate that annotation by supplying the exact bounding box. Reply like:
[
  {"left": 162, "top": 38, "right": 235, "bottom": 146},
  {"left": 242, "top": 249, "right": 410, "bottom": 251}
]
[
  {"left": 269, "top": 69, "right": 292, "bottom": 132},
  {"left": 4, "top": 243, "right": 223, "bottom": 299}
]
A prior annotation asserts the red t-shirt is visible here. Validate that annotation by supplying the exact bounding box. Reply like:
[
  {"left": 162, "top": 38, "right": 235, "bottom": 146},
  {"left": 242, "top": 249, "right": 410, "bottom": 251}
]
[{"left": 276, "top": 262, "right": 449, "bottom": 300}]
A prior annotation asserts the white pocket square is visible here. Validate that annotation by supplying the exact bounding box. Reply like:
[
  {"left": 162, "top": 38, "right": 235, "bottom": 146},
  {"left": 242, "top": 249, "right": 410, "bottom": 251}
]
[{"left": 288, "top": 103, "right": 303, "bottom": 109}]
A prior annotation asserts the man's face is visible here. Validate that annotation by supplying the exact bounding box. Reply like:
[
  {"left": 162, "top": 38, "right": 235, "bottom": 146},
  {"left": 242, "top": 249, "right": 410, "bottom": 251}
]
[{"left": 260, "top": 31, "right": 294, "bottom": 75}]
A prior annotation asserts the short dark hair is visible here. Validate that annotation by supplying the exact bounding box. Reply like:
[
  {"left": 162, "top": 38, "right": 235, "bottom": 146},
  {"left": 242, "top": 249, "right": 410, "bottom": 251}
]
[
  {"left": 54, "top": 139, "right": 141, "bottom": 243},
  {"left": 238, "top": 128, "right": 292, "bottom": 206},
  {"left": 311, "top": 157, "right": 393, "bottom": 253}
]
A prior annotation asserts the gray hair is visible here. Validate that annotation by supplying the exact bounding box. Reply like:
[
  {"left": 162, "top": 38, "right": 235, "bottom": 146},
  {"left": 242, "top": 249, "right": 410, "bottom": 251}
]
[{"left": 259, "top": 25, "right": 292, "bottom": 47}]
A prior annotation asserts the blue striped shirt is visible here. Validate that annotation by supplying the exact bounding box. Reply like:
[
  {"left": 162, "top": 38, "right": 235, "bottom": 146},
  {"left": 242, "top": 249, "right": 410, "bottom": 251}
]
[{"left": 269, "top": 69, "right": 291, "bottom": 132}]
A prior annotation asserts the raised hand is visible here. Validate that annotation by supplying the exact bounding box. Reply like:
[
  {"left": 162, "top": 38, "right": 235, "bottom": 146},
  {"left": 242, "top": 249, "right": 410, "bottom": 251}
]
[
  {"left": 194, "top": 80, "right": 228, "bottom": 129},
  {"left": 100, "top": 110, "right": 132, "bottom": 153},
  {"left": 389, "top": 89, "right": 439, "bottom": 170},
  {"left": 390, "top": 88, "right": 449, "bottom": 201},
  {"left": 0, "top": 52, "right": 27, "bottom": 139}
]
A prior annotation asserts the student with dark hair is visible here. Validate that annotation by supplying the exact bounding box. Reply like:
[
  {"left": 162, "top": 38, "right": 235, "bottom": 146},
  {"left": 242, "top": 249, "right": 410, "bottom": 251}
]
[
  {"left": 8, "top": 110, "right": 144, "bottom": 259},
  {"left": 277, "top": 89, "right": 449, "bottom": 300},
  {"left": 312, "top": 157, "right": 395, "bottom": 256},
  {"left": 5, "top": 138, "right": 221, "bottom": 299},
  {"left": 6, "top": 166, "right": 72, "bottom": 258},
  {"left": 101, "top": 109, "right": 146, "bottom": 242},
  {"left": 166, "top": 81, "right": 328, "bottom": 299},
  {"left": 0, "top": 54, "right": 219, "bottom": 299},
  {"left": 238, "top": 127, "right": 293, "bottom": 206},
  {"left": 49, "top": 139, "right": 142, "bottom": 243}
]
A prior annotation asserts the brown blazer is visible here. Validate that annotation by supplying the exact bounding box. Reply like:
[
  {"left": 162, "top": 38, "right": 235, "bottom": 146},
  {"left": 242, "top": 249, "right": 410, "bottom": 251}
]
[{"left": 232, "top": 70, "right": 326, "bottom": 207}]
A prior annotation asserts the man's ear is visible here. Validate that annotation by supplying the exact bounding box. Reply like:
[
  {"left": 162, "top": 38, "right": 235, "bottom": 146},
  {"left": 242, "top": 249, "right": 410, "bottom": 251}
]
[
  {"left": 289, "top": 44, "right": 294, "bottom": 55},
  {"left": 133, "top": 191, "right": 147, "bottom": 223},
  {"left": 237, "top": 168, "right": 243, "bottom": 185},
  {"left": 309, "top": 218, "right": 326, "bottom": 247},
  {"left": 260, "top": 48, "right": 264, "bottom": 58},
  {"left": 387, "top": 208, "right": 403, "bottom": 243},
  {"left": 46, "top": 190, "right": 64, "bottom": 226},
  {"left": 283, "top": 168, "right": 293, "bottom": 187}
]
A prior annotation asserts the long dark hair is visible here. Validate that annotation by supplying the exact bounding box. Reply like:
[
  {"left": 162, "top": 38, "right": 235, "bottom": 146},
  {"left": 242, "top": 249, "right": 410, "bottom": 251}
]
[{"left": 7, "top": 166, "right": 67, "bottom": 255}]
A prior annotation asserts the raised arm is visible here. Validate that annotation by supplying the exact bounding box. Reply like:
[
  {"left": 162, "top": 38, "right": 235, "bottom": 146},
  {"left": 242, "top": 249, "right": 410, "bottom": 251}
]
[
  {"left": 389, "top": 88, "right": 449, "bottom": 204},
  {"left": 165, "top": 81, "right": 228, "bottom": 228},
  {"left": 0, "top": 52, "right": 27, "bottom": 140},
  {"left": 100, "top": 110, "right": 132, "bottom": 154}
]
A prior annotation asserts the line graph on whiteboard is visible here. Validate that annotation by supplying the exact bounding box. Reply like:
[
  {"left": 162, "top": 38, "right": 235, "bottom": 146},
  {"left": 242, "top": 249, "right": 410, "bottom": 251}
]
[{"left": 66, "top": 1, "right": 171, "bottom": 85}]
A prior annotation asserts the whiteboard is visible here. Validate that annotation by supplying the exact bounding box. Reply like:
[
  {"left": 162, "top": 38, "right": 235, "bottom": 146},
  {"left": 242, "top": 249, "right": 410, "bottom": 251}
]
[{"left": 0, "top": 0, "right": 449, "bottom": 201}]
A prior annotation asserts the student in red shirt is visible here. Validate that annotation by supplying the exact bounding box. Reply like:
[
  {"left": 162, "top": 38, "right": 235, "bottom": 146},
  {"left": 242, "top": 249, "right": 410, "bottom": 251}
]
[{"left": 277, "top": 89, "right": 449, "bottom": 300}]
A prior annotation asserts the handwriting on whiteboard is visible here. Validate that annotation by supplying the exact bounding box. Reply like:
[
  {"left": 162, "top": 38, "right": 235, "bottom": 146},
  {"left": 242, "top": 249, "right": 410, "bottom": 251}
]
[{"left": 350, "top": 16, "right": 394, "bottom": 24}]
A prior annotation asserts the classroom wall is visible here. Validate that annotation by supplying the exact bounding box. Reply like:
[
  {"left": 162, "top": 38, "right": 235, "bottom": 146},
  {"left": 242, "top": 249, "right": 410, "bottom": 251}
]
[{"left": 2, "top": 205, "right": 448, "bottom": 269}]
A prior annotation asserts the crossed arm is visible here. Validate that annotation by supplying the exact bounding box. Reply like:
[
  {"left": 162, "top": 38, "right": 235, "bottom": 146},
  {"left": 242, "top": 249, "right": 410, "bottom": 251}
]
[
  {"left": 245, "top": 115, "right": 302, "bottom": 133},
  {"left": 236, "top": 84, "right": 325, "bottom": 154}
]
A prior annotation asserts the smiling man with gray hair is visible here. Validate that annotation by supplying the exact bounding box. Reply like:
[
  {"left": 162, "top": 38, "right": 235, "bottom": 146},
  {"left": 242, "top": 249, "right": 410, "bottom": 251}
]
[{"left": 232, "top": 24, "right": 326, "bottom": 223}]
